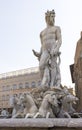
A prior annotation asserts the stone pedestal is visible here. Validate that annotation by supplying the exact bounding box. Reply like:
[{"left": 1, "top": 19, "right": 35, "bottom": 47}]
[{"left": 0, "top": 119, "right": 82, "bottom": 130}]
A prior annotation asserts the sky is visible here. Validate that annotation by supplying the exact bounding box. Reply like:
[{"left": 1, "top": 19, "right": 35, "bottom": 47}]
[{"left": 0, "top": 0, "right": 82, "bottom": 88}]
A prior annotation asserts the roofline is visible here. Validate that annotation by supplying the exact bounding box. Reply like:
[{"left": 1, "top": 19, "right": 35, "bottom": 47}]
[{"left": 0, "top": 67, "right": 39, "bottom": 79}]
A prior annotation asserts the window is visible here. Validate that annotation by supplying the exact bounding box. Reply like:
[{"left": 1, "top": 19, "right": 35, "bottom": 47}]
[
  {"left": 38, "top": 80, "right": 41, "bottom": 87},
  {"left": 2, "top": 95, "right": 5, "bottom": 101},
  {"left": 6, "top": 85, "right": 10, "bottom": 91},
  {"left": 2, "top": 86, "right": 8, "bottom": 91},
  {"left": 12, "top": 84, "right": 17, "bottom": 90},
  {"left": 6, "top": 95, "right": 9, "bottom": 100},
  {"left": 10, "top": 86, "right": 13, "bottom": 90},
  {"left": 25, "top": 82, "right": 29, "bottom": 88},
  {"left": 19, "top": 83, "right": 23, "bottom": 89},
  {"left": 2, "top": 86, "right": 5, "bottom": 91},
  {"left": 2, "top": 85, "right": 10, "bottom": 91},
  {"left": 31, "top": 81, "right": 36, "bottom": 87}
]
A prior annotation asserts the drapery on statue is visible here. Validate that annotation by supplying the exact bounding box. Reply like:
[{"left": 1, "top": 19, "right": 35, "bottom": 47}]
[{"left": 33, "top": 10, "right": 62, "bottom": 89}]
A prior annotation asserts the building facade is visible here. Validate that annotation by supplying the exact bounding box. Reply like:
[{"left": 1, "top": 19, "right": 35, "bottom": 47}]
[{"left": 0, "top": 67, "right": 41, "bottom": 111}]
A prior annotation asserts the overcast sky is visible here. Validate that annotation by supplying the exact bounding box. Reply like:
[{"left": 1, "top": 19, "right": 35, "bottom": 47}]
[{"left": 0, "top": 0, "right": 82, "bottom": 88}]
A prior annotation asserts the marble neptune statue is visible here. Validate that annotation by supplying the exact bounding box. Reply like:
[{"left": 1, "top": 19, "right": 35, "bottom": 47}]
[{"left": 33, "top": 10, "right": 62, "bottom": 89}]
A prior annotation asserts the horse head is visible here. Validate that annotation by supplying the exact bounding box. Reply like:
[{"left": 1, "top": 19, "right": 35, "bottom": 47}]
[
  {"left": 62, "top": 93, "right": 78, "bottom": 113},
  {"left": 44, "top": 93, "right": 58, "bottom": 107}
]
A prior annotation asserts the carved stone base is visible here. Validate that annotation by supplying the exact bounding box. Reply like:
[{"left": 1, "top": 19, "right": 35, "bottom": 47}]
[{"left": 0, "top": 119, "right": 82, "bottom": 130}]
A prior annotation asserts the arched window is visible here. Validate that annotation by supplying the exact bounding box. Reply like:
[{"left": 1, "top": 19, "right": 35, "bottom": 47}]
[
  {"left": 2, "top": 86, "right": 5, "bottom": 91},
  {"left": 7, "top": 95, "right": 9, "bottom": 100},
  {"left": 25, "top": 82, "right": 29, "bottom": 88},
  {"left": 12, "top": 84, "right": 17, "bottom": 90},
  {"left": 2, "top": 95, "right": 5, "bottom": 101},
  {"left": 38, "top": 80, "right": 41, "bottom": 87},
  {"left": 19, "top": 83, "right": 23, "bottom": 89},
  {"left": 6, "top": 85, "right": 10, "bottom": 91},
  {"left": 31, "top": 81, "right": 36, "bottom": 87},
  {"left": 2, "top": 86, "right": 8, "bottom": 91}
]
